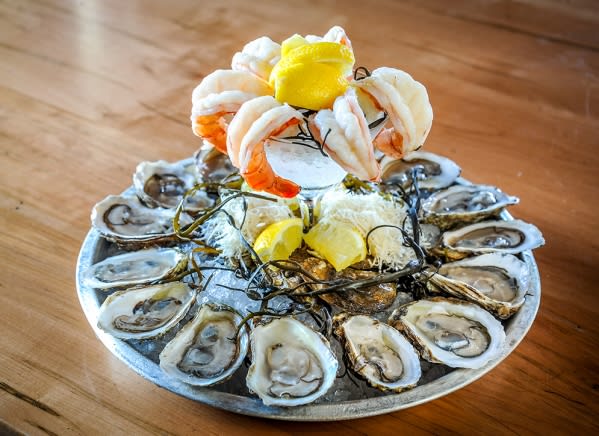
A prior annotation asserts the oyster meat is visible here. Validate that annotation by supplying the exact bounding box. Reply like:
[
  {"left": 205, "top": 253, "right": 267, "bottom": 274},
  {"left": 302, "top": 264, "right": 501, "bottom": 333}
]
[
  {"left": 246, "top": 317, "right": 338, "bottom": 406},
  {"left": 134, "top": 159, "right": 213, "bottom": 211},
  {"left": 389, "top": 298, "right": 505, "bottom": 369},
  {"left": 426, "top": 253, "right": 529, "bottom": 319},
  {"left": 91, "top": 195, "right": 192, "bottom": 247},
  {"left": 97, "top": 282, "right": 195, "bottom": 340},
  {"left": 83, "top": 247, "right": 188, "bottom": 290},
  {"left": 381, "top": 151, "right": 460, "bottom": 190},
  {"left": 421, "top": 184, "right": 519, "bottom": 229},
  {"left": 334, "top": 314, "right": 421, "bottom": 392},
  {"left": 420, "top": 223, "right": 442, "bottom": 251},
  {"left": 439, "top": 219, "right": 544, "bottom": 260},
  {"left": 160, "top": 304, "right": 248, "bottom": 386}
]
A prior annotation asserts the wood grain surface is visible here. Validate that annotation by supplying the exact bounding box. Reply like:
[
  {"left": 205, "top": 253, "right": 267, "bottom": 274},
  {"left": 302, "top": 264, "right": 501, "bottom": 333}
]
[{"left": 1, "top": 0, "right": 598, "bottom": 434}]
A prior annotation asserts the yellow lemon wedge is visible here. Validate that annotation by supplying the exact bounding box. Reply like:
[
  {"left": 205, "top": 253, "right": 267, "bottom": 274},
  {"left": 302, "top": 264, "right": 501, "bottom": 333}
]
[
  {"left": 270, "top": 41, "right": 355, "bottom": 110},
  {"left": 284, "top": 42, "right": 354, "bottom": 74},
  {"left": 272, "top": 62, "right": 348, "bottom": 110},
  {"left": 303, "top": 218, "right": 366, "bottom": 271},
  {"left": 253, "top": 218, "right": 303, "bottom": 263}
]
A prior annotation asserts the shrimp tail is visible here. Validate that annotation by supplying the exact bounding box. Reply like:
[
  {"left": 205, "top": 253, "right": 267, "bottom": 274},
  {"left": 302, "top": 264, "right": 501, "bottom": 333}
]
[
  {"left": 241, "top": 150, "right": 301, "bottom": 198},
  {"left": 373, "top": 127, "right": 406, "bottom": 159},
  {"left": 270, "top": 178, "right": 301, "bottom": 198},
  {"left": 192, "top": 114, "right": 229, "bottom": 154}
]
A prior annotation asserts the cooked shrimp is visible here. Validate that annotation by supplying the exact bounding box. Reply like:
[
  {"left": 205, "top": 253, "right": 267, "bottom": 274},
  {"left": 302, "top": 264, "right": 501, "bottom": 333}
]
[
  {"left": 231, "top": 36, "right": 281, "bottom": 81},
  {"left": 227, "top": 96, "right": 303, "bottom": 198},
  {"left": 353, "top": 67, "right": 433, "bottom": 158},
  {"left": 311, "top": 88, "right": 380, "bottom": 181},
  {"left": 191, "top": 70, "right": 273, "bottom": 153},
  {"left": 305, "top": 26, "right": 353, "bottom": 49}
]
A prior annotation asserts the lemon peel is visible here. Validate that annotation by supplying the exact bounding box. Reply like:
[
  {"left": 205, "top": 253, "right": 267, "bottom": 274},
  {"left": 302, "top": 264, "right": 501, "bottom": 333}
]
[
  {"left": 273, "top": 62, "right": 348, "bottom": 110},
  {"left": 270, "top": 39, "right": 355, "bottom": 110}
]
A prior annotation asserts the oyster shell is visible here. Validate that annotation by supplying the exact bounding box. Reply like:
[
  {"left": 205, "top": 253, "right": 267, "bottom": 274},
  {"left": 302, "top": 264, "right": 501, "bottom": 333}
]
[
  {"left": 421, "top": 185, "right": 519, "bottom": 229},
  {"left": 439, "top": 219, "right": 544, "bottom": 260},
  {"left": 287, "top": 252, "right": 397, "bottom": 313},
  {"left": 388, "top": 298, "right": 505, "bottom": 369},
  {"left": 159, "top": 303, "right": 249, "bottom": 386},
  {"left": 82, "top": 247, "right": 188, "bottom": 290},
  {"left": 420, "top": 223, "right": 442, "bottom": 251},
  {"left": 426, "top": 253, "right": 529, "bottom": 319},
  {"left": 334, "top": 314, "right": 421, "bottom": 392},
  {"left": 246, "top": 317, "right": 338, "bottom": 407},
  {"left": 91, "top": 195, "right": 193, "bottom": 248},
  {"left": 97, "top": 282, "right": 195, "bottom": 340},
  {"left": 381, "top": 151, "right": 460, "bottom": 190},
  {"left": 133, "top": 160, "right": 213, "bottom": 211},
  {"left": 195, "top": 145, "right": 237, "bottom": 184}
]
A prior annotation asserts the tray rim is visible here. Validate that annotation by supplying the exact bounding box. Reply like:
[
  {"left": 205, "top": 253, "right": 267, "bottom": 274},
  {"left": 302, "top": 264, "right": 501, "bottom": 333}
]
[{"left": 76, "top": 200, "right": 541, "bottom": 422}]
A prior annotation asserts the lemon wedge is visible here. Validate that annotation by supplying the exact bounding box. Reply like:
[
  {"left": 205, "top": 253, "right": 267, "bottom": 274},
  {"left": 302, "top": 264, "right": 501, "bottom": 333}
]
[
  {"left": 253, "top": 218, "right": 303, "bottom": 263},
  {"left": 269, "top": 40, "right": 355, "bottom": 110},
  {"left": 273, "top": 62, "right": 348, "bottom": 110},
  {"left": 283, "top": 42, "right": 354, "bottom": 72},
  {"left": 303, "top": 218, "right": 366, "bottom": 271}
]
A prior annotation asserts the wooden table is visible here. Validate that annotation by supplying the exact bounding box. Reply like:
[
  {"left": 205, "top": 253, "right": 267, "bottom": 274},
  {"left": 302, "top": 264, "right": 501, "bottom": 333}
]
[{"left": 1, "top": 0, "right": 597, "bottom": 433}]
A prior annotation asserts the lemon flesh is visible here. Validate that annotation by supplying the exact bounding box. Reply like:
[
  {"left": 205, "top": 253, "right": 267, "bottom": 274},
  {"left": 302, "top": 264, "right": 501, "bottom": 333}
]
[
  {"left": 303, "top": 219, "right": 366, "bottom": 271},
  {"left": 280, "top": 34, "right": 309, "bottom": 57},
  {"left": 253, "top": 218, "right": 303, "bottom": 263}
]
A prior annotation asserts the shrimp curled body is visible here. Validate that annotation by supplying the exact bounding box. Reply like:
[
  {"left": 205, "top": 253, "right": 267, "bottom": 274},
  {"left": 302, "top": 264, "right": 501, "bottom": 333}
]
[
  {"left": 354, "top": 67, "right": 433, "bottom": 159},
  {"left": 227, "top": 96, "right": 303, "bottom": 198},
  {"left": 191, "top": 70, "right": 272, "bottom": 153},
  {"left": 311, "top": 88, "right": 381, "bottom": 181}
]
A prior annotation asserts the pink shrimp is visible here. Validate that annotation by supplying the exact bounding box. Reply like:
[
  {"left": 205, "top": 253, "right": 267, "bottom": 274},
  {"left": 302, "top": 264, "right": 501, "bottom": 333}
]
[
  {"left": 231, "top": 36, "right": 281, "bottom": 81},
  {"left": 354, "top": 67, "right": 433, "bottom": 159},
  {"left": 191, "top": 69, "right": 273, "bottom": 153},
  {"left": 310, "top": 88, "right": 380, "bottom": 181},
  {"left": 227, "top": 96, "right": 303, "bottom": 198}
]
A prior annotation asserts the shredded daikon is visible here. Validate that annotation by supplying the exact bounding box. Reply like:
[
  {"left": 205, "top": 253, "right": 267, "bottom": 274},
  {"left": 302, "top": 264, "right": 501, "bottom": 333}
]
[{"left": 316, "top": 189, "right": 416, "bottom": 269}]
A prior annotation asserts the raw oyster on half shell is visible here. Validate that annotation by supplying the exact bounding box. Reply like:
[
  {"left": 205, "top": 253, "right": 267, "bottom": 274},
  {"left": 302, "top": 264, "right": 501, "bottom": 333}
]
[
  {"left": 83, "top": 247, "right": 188, "bottom": 290},
  {"left": 91, "top": 195, "right": 193, "bottom": 248},
  {"left": 246, "top": 317, "right": 338, "bottom": 407},
  {"left": 389, "top": 298, "right": 505, "bottom": 369},
  {"left": 381, "top": 151, "right": 460, "bottom": 190},
  {"left": 133, "top": 159, "right": 213, "bottom": 212},
  {"left": 334, "top": 314, "right": 421, "bottom": 392},
  {"left": 421, "top": 184, "right": 519, "bottom": 229},
  {"left": 160, "top": 303, "right": 248, "bottom": 386},
  {"left": 426, "top": 253, "right": 529, "bottom": 319},
  {"left": 97, "top": 282, "right": 195, "bottom": 340},
  {"left": 438, "top": 219, "right": 544, "bottom": 260}
]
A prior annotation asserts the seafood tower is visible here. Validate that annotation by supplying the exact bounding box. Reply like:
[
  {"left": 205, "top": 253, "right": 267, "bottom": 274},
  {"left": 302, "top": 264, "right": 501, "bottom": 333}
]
[
  {"left": 191, "top": 26, "right": 433, "bottom": 197},
  {"left": 87, "top": 25, "right": 545, "bottom": 411}
]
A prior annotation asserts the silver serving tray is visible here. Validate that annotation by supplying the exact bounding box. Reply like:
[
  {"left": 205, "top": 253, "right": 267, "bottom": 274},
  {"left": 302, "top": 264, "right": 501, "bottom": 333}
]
[{"left": 76, "top": 203, "right": 540, "bottom": 421}]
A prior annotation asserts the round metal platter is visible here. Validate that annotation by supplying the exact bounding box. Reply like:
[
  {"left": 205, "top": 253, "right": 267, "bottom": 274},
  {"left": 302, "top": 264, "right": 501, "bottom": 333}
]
[{"left": 76, "top": 183, "right": 541, "bottom": 421}]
